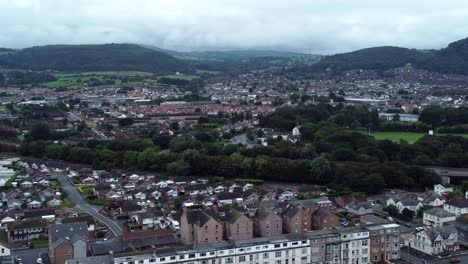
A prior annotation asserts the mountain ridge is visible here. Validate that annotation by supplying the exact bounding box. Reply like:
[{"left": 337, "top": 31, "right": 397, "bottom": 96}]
[
  {"left": 305, "top": 37, "right": 468, "bottom": 75},
  {"left": 0, "top": 43, "right": 194, "bottom": 74}
]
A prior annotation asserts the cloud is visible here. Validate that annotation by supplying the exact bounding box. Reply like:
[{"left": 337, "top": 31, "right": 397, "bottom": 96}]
[{"left": 0, "top": 0, "right": 468, "bottom": 54}]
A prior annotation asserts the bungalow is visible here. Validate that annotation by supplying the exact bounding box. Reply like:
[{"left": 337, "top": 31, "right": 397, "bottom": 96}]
[
  {"left": 228, "top": 183, "right": 240, "bottom": 193},
  {"left": 123, "top": 182, "right": 136, "bottom": 191},
  {"left": 155, "top": 181, "right": 168, "bottom": 188},
  {"left": 277, "top": 189, "right": 295, "bottom": 201},
  {"left": 47, "top": 198, "right": 63, "bottom": 208},
  {"left": 150, "top": 190, "right": 162, "bottom": 199},
  {"left": 184, "top": 184, "right": 207, "bottom": 196},
  {"left": 128, "top": 174, "right": 140, "bottom": 182},
  {"left": 133, "top": 192, "right": 146, "bottom": 201},
  {"left": 213, "top": 185, "right": 225, "bottom": 194},
  {"left": 7, "top": 199, "right": 22, "bottom": 210},
  {"left": 423, "top": 208, "right": 456, "bottom": 227},
  {"left": 347, "top": 202, "right": 374, "bottom": 216},
  {"left": 396, "top": 198, "right": 423, "bottom": 213},
  {"left": 24, "top": 209, "right": 56, "bottom": 222},
  {"left": 81, "top": 176, "right": 95, "bottom": 184},
  {"left": 105, "top": 191, "right": 123, "bottom": 201},
  {"left": 37, "top": 179, "right": 50, "bottom": 187},
  {"left": 242, "top": 183, "right": 254, "bottom": 192},
  {"left": 218, "top": 192, "right": 243, "bottom": 205},
  {"left": 27, "top": 200, "right": 42, "bottom": 209},
  {"left": 20, "top": 181, "right": 33, "bottom": 189},
  {"left": 165, "top": 189, "right": 178, "bottom": 197}
]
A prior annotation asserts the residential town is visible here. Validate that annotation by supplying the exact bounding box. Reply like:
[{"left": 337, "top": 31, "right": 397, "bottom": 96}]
[{"left": 0, "top": 157, "right": 468, "bottom": 263}]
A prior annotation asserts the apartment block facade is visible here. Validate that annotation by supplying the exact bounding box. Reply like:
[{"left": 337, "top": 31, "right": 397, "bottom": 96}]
[{"left": 101, "top": 224, "right": 400, "bottom": 264}]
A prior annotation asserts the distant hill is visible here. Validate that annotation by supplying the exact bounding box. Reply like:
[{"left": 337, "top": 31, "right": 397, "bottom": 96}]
[
  {"left": 188, "top": 50, "right": 309, "bottom": 60},
  {"left": 309, "top": 46, "right": 421, "bottom": 72},
  {"left": 0, "top": 44, "right": 194, "bottom": 74},
  {"left": 419, "top": 37, "right": 468, "bottom": 75},
  {"left": 305, "top": 37, "right": 468, "bottom": 75}
]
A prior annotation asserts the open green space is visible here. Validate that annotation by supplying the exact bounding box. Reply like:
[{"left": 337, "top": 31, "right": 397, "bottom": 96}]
[
  {"left": 62, "top": 198, "right": 74, "bottom": 208},
  {"left": 196, "top": 69, "right": 222, "bottom": 75},
  {"left": 362, "top": 131, "right": 468, "bottom": 143},
  {"left": 158, "top": 74, "right": 199, "bottom": 80},
  {"left": 31, "top": 237, "right": 48, "bottom": 248}
]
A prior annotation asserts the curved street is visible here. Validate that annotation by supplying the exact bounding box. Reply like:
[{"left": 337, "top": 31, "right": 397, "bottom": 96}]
[{"left": 54, "top": 172, "right": 122, "bottom": 237}]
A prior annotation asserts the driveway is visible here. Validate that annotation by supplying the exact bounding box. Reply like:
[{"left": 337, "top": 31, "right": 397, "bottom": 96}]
[{"left": 54, "top": 172, "right": 122, "bottom": 237}]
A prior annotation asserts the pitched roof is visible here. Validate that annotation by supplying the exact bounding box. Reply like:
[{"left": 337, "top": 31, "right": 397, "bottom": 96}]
[
  {"left": 49, "top": 222, "right": 88, "bottom": 243},
  {"left": 121, "top": 200, "right": 143, "bottom": 212},
  {"left": 424, "top": 208, "right": 454, "bottom": 218},
  {"left": 23, "top": 209, "right": 55, "bottom": 219},
  {"left": 226, "top": 209, "right": 246, "bottom": 224},
  {"left": 446, "top": 198, "right": 468, "bottom": 208},
  {"left": 425, "top": 225, "right": 457, "bottom": 242},
  {"left": 184, "top": 210, "right": 213, "bottom": 226},
  {"left": 7, "top": 219, "right": 47, "bottom": 230}
]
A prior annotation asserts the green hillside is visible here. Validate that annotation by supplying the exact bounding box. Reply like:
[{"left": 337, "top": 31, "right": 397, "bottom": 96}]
[
  {"left": 0, "top": 44, "right": 194, "bottom": 74},
  {"left": 310, "top": 46, "right": 421, "bottom": 72},
  {"left": 305, "top": 37, "right": 468, "bottom": 75}
]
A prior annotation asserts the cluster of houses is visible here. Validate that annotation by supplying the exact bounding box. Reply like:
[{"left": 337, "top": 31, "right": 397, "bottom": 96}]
[
  {"left": 1, "top": 160, "right": 65, "bottom": 213},
  {"left": 4, "top": 159, "right": 468, "bottom": 263}
]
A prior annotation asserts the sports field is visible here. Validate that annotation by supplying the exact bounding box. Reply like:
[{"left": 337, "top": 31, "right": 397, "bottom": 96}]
[{"left": 365, "top": 131, "right": 468, "bottom": 143}]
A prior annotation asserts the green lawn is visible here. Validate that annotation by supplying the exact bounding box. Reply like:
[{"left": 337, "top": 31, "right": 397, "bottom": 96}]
[
  {"left": 31, "top": 238, "right": 48, "bottom": 248},
  {"left": 158, "top": 74, "right": 199, "bottom": 80},
  {"left": 364, "top": 131, "right": 468, "bottom": 143},
  {"left": 39, "top": 71, "right": 157, "bottom": 89},
  {"left": 196, "top": 69, "right": 222, "bottom": 75},
  {"left": 62, "top": 198, "right": 74, "bottom": 208}
]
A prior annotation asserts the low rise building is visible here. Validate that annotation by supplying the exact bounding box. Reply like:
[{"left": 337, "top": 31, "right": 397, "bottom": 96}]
[
  {"left": 412, "top": 226, "right": 459, "bottom": 256},
  {"left": 444, "top": 198, "right": 468, "bottom": 216},
  {"left": 423, "top": 208, "right": 456, "bottom": 227}
]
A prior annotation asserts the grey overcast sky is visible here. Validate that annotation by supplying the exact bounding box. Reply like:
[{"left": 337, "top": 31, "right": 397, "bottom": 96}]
[{"left": 1, "top": 0, "right": 468, "bottom": 54}]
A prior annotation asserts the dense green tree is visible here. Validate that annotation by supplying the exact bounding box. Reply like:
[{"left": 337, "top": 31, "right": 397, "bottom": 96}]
[
  {"left": 30, "top": 123, "right": 52, "bottom": 140},
  {"left": 309, "top": 154, "right": 332, "bottom": 184}
]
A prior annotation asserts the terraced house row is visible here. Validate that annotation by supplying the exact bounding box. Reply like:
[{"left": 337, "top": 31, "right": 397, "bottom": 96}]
[{"left": 68, "top": 223, "right": 401, "bottom": 264}]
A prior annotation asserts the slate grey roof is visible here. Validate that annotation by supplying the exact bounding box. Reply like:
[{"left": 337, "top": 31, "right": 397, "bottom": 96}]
[
  {"left": 66, "top": 255, "right": 112, "bottom": 264},
  {"left": 49, "top": 221, "right": 87, "bottom": 247},
  {"left": 256, "top": 207, "right": 278, "bottom": 221},
  {"left": 446, "top": 198, "right": 468, "bottom": 208},
  {"left": 399, "top": 198, "right": 420, "bottom": 206},
  {"left": 184, "top": 210, "right": 212, "bottom": 226},
  {"left": 425, "top": 208, "right": 454, "bottom": 218},
  {"left": 425, "top": 225, "right": 457, "bottom": 242}
]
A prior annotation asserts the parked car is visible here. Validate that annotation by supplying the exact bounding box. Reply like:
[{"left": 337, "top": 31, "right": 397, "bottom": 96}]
[{"left": 449, "top": 258, "right": 461, "bottom": 264}]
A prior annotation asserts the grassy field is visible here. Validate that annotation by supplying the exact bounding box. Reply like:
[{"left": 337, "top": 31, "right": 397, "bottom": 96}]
[
  {"left": 34, "top": 71, "right": 158, "bottom": 89},
  {"left": 196, "top": 69, "right": 222, "bottom": 75},
  {"left": 158, "top": 74, "right": 199, "bottom": 80},
  {"left": 363, "top": 131, "right": 468, "bottom": 143}
]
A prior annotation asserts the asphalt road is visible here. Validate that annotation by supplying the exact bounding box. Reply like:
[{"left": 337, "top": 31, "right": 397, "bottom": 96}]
[
  {"left": 54, "top": 172, "right": 122, "bottom": 237},
  {"left": 400, "top": 247, "right": 468, "bottom": 264}
]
